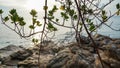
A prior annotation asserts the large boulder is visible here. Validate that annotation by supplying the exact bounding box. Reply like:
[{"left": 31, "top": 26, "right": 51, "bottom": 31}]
[
  {"left": 18, "top": 54, "right": 53, "bottom": 68},
  {"left": 95, "top": 43, "right": 120, "bottom": 68},
  {"left": 10, "top": 49, "right": 33, "bottom": 61},
  {"left": 0, "top": 45, "right": 24, "bottom": 64},
  {"left": 17, "top": 41, "right": 56, "bottom": 68},
  {"left": 46, "top": 45, "right": 95, "bottom": 68}
]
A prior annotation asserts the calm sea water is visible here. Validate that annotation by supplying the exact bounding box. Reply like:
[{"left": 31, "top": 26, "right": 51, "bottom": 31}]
[
  {"left": 0, "top": 15, "right": 120, "bottom": 48},
  {"left": 0, "top": 21, "right": 32, "bottom": 48}
]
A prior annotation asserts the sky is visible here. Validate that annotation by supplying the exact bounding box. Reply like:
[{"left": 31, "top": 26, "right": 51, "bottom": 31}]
[
  {"left": 0, "top": 0, "right": 119, "bottom": 22},
  {"left": 0, "top": 0, "right": 61, "bottom": 21},
  {"left": 0, "top": 0, "right": 119, "bottom": 28},
  {"left": 0, "top": 0, "right": 59, "bottom": 11},
  {"left": 0, "top": 0, "right": 119, "bottom": 10},
  {"left": 0, "top": 0, "right": 119, "bottom": 11},
  {"left": 0, "top": 0, "right": 119, "bottom": 13}
]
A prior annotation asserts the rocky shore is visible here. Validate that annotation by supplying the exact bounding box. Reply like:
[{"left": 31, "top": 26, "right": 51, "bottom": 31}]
[{"left": 0, "top": 34, "right": 120, "bottom": 68}]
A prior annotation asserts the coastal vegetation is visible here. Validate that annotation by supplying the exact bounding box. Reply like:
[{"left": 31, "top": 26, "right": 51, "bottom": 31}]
[{"left": 0, "top": 0, "right": 120, "bottom": 68}]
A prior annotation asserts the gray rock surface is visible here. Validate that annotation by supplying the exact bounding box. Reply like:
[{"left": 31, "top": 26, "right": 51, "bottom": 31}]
[
  {"left": 0, "top": 45, "right": 24, "bottom": 64},
  {"left": 0, "top": 34, "right": 120, "bottom": 68},
  {"left": 46, "top": 45, "right": 95, "bottom": 68}
]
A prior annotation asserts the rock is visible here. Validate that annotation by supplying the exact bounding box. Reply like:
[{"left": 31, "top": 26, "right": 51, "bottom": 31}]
[
  {"left": 51, "top": 45, "right": 62, "bottom": 53},
  {"left": 0, "top": 45, "right": 24, "bottom": 64},
  {"left": 102, "top": 44, "right": 120, "bottom": 60},
  {"left": 95, "top": 53, "right": 120, "bottom": 68},
  {"left": 0, "top": 34, "right": 120, "bottom": 68},
  {"left": 0, "top": 56, "right": 11, "bottom": 64},
  {"left": 95, "top": 44, "right": 120, "bottom": 68},
  {"left": 40, "top": 41, "right": 61, "bottom": 55},
  {"left": 10, "top": 49, "right": 33, "bottom": 61},
  {"left": 41, "top": 40, "right": 54, "bottom": 47},
  {"left": 93, "top": 34, "right": 112, "bottom": 41},
  {"left": 0, "top": 65, "right": 17, "bottom": 68},
  {"left": 0, "top": 45, "right": 24, "bottom": 51},
  {"left": 18, "top": 54, "right": 53, "bottom": 68},
  {"left": 46, "top": 45, "right": 94, "bottom": 68},
  {"left": 80, "top": 35, "right": 90, "bottom": 44},
  {"left": 113, "top": 40, "right": 120, "bottom": 44},
  {"left": 101, "top": 39, "right": 113, "bottom": 45}
]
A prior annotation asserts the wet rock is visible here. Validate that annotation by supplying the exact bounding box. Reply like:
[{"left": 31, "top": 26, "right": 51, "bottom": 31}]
[
  {"left": 10, "top": 49, "right": 33, "bottom": 61},
  {"left": 0, "top": 45, "right": 24, "bottom": 53}
]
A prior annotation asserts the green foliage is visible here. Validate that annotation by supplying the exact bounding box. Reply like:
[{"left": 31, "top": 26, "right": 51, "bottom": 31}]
[
  {"left": 73, "top": 15, "right": 77, "bottom": 20},
  {"left": 86, "top": 18, "right": 91, "bottom": 23},
  {"left": 116, "top": 3, "right": 120, "bottom": 9},
  {"left": 88, "top": 9, "right": 93, "bottom": 14},
  {"left": 101, "top": 10, "right": 108, "bottom": 22},
  {"left": 9, "top": 10, "right": 19, "bottom": 23},
  {"left": 86, "top": 18, "right": 95, "bottom": 31},
  {"left": 32, "top": 38, "right": 38, "bottom": 43},
  {"left": 89, "top": 22, "right": 95, "bottom": 31},
  {"left": 18, "top": 17, "right": 26, "bottom": 26},
  {"left": 48, "top": 5, "right": 58, "bottom": 20},
  {"left": 0, "top": 9, "right": 3, "bottom": 14},
  {"left": 102, "top": 10, "right": 106, "bottom": 15},
  {"left": 81, "top": 5, "right": 87, "bottom": 10},
  {"left": 43, "top": 6, "right": 48, "bottom": 10},
  {"left": 48, "top": 16, "right": 54, "bottom": 20},
  {"left": 19, "top": 21, "right": 26, "bottom": 26},
  {"left": 32, "top": 18, "right": 37, "bottom": 24},
  {"left": 47, "top": 22, "right": 57, "bottom": 31},
  {"left": 30, "top": 9, "right": 37, "bottom": 17},
  {"left": 29, "top": 9, "right": 42, "bottom": 30},
  {"left": 102, "top": 15, "right": 108, "bottom": 22},
  {"left": 116, "top": 3, "right": 120, "bottom": 15},
  {"left": 9, "top": 9, "right": 17, "bottom": 15},
  {"left": 61, "top": 12, "right": 69, "bottom": 20},
  {"left": 18, "top": 17, "right": 24, "bottom": 22},
  {"left": 52, "top": 5, "right": 58, "bottom": 12},
  {"left": 81, "top": 5, "right": 87, "bottom": 14},
  {"left": 5, "top": 9, "right": 26, "bottom": 26},
  {"left": 29, "top": 25, "right": 35, "bottom": 29},
  {"left": 4, "top": 16, "right": 9, "bottom": 22},
  {"left": 69, "top": 9, "right": 75, "bottom": 16},
  {"left": 36, "top": 21, "right": 42, "bottom": 26},
  {"left": 55, "top": 18, "right": 59, "bottom": 22}
]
